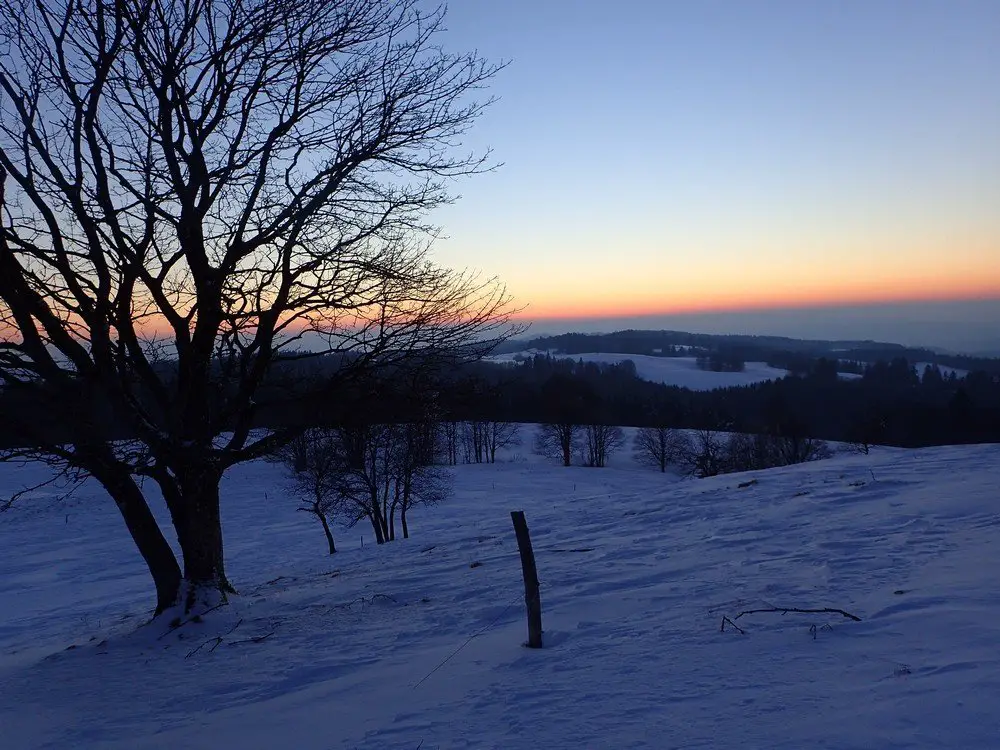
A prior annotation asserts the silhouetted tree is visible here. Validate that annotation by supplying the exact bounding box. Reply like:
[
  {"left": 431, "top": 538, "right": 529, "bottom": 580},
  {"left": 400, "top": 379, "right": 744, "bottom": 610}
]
[
  {"left": 329, "top": 421, "right": 446, "bottom": 543},
  {"left": 441, "top": 422, "right": 461, "bottom": 466},
  {"left": 462, "top": 421, "right": 487, "bottom": 464},
  {"left": 633, "top": 426, "right": 687, "bottom": 472},
  {"left": 582, "top": 424, "right": 625, "bottom": 468},
  {"left": 0, "top": 0, "right": 516, "bottom": 612},
  {"left": 278, "top": 430, "right": 340, "bottom": 555},
  {"left": 535, "top": 423, "right": 579, "bottom": 467},
  {"left": 678, "top": 429, "right": 727, "bottom": 478},
  {"left": 393, "top": 421, "right": 449, "bottom": 539},
  {"left": 481, "top": 421, "right": 520, "bottom": 463}
]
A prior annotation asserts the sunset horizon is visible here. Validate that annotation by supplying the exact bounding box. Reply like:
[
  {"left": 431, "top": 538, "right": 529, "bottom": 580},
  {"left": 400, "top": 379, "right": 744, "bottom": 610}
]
[
  {"left": 511, "top": 288, "right": 1000, "bottom": 323},
  {"left": 509, "top": 293, "right": 1000, "bottom": 355},
  {"left": 431, "top": 0, "right": 999, "bottom": 345}
]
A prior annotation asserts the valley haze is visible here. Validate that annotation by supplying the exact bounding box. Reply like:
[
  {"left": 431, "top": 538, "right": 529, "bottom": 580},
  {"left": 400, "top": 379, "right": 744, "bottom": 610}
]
[{"left": 518, "top": 298, "right": 1000, "bottom": 356}]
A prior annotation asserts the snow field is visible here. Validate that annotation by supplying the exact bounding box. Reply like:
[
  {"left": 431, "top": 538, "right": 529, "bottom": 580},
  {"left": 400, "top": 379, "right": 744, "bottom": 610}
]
[
  {"left": 1, "top": 435, "right": 999, "bottom": 748},
  {"left": 488, "top": 352, "right": 788, "bottom": 389}
]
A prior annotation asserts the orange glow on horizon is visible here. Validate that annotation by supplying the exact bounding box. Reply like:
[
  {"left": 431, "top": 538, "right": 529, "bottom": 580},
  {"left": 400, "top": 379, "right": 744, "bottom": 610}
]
[{"left": 512, "top": 284, "right": 1000, "bottom": 322}]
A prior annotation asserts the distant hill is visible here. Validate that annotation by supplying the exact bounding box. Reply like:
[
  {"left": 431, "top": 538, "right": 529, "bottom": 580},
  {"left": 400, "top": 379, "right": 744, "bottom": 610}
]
[{"left": 495, "top": 329, "right": 1000, "bottom": 375}]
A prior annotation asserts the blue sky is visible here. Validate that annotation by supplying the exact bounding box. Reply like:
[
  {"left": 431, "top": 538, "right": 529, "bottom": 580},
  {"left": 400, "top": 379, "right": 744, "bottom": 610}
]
[{"left": 424, "top": 1, "right": 999, "bottom": 348}]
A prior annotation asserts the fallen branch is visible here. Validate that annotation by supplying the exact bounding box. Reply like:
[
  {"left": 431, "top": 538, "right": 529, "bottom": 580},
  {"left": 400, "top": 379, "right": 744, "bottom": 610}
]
[
  {"left": 720, "top": 616, "right": 745, "bottom": 634},
  {"left": 184, "top": 618, "right": 243, "bottom": 658},
  {"left": 158, "top": 602, "right": 228, "bottom": 639},
  {"left": 334, "top": 593, "right": 399, "bottom": 611},
  {"left": 735, "top": 606, "right": 861, "bottom": 622},
  {"left": 229, "top": 631, "right": 274, "bottom": 647},
  {"left": 185, "top": 637, "right": 223, "bottom": 658},
  {"left": 707, "top": 598, "right": 751, "bottom": 616}
]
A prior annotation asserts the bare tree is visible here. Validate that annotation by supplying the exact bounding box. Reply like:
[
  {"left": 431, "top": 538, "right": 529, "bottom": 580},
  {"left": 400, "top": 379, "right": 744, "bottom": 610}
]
[
  {"left": 773, "top": 434, "right": 831, "bottom": 465},
  {"left": 462, "top": 421, "right": 487, "bottom": 464},
  {"left": 724, "top": 432, "right": 773, "bottom": 472},
  {"left": 278, "top": 430, "right": 340, "bottom": 555},
  {"left": 582, "top": 424, "right": 625, "bottom": 468},
  {"left": 677, "top": 429, "right": 727, "bottom": 478},
  {"left": 440, "top": 422, "right": 461, "bottom": 466},
  {"left": 328, "top": 421, "right": 446, "bottom": 542},
  {"left": 531, "top": 372, "right": 596, "bottom": 468},
  {"left": 330, "top": 424, "right": 398, "bottom": 544},
  {"left": 680, "top": 429, "right": 832, "bottom": 477},
  {"left": 535, "top": 423, "right": 579, "bottom": 467},
  {"left": 461, "top": 420, "right": 519, "bottom": 463},
  {"left": 633, "top": 426, "right": 686, "bottom": 473},
  {"left": 0, "top": 0, "right": 518, "bottom": 613},
  {"left": 393, "top": 421, "right": 448, "bottom": 539},
  {"left": 482, "top": 421, "right": 520, "bottom": 463}
]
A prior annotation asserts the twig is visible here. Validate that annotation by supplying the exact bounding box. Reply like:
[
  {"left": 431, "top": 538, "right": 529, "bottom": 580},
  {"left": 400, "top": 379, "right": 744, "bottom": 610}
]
[
  {"left": 185, "top": 637, "right": 223, "bottom": 658},
  {"left": 734, "top": 606, "right": 861, "bottom": 622},
  {"left": 157, "top": 602, "right": 228, "bottom": 639},
  {"left": 720, "top": 616, "right": 745, "bottom": 634},
  {"left": 229, "top": 631, "right": 274, "bottom": 646},
  {"left": 1, "top": 466, "right": 86, "bottom": 512},
  {"left": 336, "top": 593, "right": 398, "bottom": 610},
  {"left": 184, "top": 618, "right": 243, "bottom": 658}
]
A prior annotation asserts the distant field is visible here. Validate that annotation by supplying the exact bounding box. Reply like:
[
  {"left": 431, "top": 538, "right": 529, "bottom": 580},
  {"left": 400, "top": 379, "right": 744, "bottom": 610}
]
[{"left": 489, "top": 351, "right": 788, "bottom": 390}]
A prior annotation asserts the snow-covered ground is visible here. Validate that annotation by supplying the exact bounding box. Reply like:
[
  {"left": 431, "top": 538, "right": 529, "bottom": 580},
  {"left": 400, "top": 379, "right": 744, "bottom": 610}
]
[
  {"left": 2, "top": 435, "right": 1000, "bottom": 749},
  {"left": 490, "top": 352, "right": 788, "bottom": 389}
]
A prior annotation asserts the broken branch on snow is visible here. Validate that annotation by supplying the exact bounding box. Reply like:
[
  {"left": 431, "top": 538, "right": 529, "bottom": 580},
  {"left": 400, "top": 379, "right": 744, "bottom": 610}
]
[{"left": 734, "top": 606, "right": 861, "bottom": 622}]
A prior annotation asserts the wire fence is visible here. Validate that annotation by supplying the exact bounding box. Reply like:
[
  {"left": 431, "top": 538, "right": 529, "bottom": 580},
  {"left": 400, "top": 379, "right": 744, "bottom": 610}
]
[{"left": 412, "top": 589, "right": 526, "bottom": 689}]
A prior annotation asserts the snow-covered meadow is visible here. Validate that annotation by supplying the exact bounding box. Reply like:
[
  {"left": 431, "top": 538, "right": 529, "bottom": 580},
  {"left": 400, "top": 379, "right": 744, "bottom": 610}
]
[
  {"left": 1, "top": 432, "right": 999, "bottom": 749},
  {"left": 488, "top": 352, "right": 788, "bottom": 390}
]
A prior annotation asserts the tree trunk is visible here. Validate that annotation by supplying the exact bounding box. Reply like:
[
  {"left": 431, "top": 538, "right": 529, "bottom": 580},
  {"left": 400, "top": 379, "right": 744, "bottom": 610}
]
[
  {"left": 370, "top": 513, "right": 386, "bottom": 544},
  {"left": 173, "top": 466, "right": 234, "bottom": 608},
  {"left": 88, "top": 461, "right": 182, "bottom": 615},
  {"left": 76, "top": 445, "right": 181, "bottom": 615},
  {"left": 401, "top": 505, "right": 409, "bottom": 539},
  {"left": 318, "top": 511, "right": 336, "bottom": 554},
  {"left": 388, "top": 484, "right": 399, "bottom": 541}
]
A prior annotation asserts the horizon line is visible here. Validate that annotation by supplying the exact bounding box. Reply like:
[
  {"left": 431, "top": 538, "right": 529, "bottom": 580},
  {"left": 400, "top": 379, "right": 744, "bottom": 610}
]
[{"left": 511, "top": 290, "right": 1000, "bottom": 323}]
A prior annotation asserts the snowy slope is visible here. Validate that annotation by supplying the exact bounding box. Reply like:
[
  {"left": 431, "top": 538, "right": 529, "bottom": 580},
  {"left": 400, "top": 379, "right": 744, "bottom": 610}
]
[
  {"left": 489, "top": 352, "right": 787, "bottom": 390},
  {"left": 1, "top": 437, "right": 999, "bottom": 749}
]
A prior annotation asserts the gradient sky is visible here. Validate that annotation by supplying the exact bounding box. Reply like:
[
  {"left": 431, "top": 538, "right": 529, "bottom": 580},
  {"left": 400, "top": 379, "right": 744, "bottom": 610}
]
[{"left": 426, "top": 1, "right": 1000, "bottom": 344}]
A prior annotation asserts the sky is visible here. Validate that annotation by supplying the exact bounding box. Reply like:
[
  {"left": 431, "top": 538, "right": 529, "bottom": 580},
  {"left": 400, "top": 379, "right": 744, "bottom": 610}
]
[{"left": 427, "top": 1, "right": 1000, "bottom": 351}]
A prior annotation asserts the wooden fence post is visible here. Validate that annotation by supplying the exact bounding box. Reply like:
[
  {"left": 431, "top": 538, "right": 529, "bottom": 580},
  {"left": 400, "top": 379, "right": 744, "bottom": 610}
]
[{"left": 510, "top": 510, "right": 542, "bottom": 648}]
